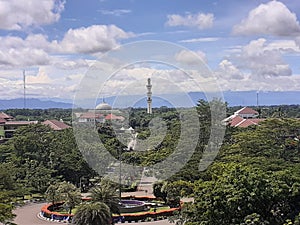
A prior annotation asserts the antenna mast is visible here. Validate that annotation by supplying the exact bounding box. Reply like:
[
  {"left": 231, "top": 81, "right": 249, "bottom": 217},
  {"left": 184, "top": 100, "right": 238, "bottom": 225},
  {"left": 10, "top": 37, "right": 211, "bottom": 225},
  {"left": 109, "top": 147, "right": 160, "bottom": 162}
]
[{"left": 23, "top": 70, "right": 26, "bottom": 109}]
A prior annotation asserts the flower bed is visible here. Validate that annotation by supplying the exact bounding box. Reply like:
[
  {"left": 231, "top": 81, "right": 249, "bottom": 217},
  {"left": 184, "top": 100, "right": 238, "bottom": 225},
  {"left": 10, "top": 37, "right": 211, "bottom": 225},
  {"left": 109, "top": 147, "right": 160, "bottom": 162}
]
[{"left": 41, "top": 203, "right": 72, "bottom": 222}]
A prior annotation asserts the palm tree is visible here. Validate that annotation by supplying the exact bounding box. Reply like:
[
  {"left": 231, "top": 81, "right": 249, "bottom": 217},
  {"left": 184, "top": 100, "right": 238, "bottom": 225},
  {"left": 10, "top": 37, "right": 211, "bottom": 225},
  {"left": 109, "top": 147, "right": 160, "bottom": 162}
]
[
  {"left": 89, "top": 179, "right": 120, "bottom": 215},
  {"left": 72, "top": 202, "right": 111, "bottom": 225}
]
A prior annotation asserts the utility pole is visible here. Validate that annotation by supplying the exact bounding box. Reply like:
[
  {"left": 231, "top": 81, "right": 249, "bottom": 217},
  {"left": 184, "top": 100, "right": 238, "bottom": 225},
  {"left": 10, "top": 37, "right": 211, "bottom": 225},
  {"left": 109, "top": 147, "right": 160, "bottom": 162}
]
[
  {"left": 119, "top": 148, "right": 122, "bottom": 201},
  {"left": 23, "top": 70, "right": 26, "bottom": 109}
]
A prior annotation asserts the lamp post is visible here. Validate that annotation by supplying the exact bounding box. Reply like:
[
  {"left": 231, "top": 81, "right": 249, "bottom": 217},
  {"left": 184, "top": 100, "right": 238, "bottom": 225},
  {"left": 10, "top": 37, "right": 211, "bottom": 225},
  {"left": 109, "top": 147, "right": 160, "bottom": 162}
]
[{"left": 118, "top": 148, "right": 123, "bottom": 201}]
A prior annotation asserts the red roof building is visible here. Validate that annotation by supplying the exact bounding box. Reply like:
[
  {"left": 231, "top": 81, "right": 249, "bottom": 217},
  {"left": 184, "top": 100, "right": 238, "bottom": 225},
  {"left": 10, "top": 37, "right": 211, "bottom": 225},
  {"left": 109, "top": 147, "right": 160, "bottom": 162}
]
[
  {"left": 78, "top": 112, "right": 105, "bottom": 123},
  {"left": 223, "top": 107, "right": 264, "bottom": 128},
  {"left": 105, "top": 114, "right": 125, "bottom": 121},
  {"left": 42, "top": 120, "right": 70, "bottom": 131},
  {"left": 227, "top": 115, "right": 264, "bottom": 128},
  {"left": 234, "top": 107, "right": 259, "bottom": 118},
  {"left": 0, "top": 112, "right": 13, "bottom": 121}
]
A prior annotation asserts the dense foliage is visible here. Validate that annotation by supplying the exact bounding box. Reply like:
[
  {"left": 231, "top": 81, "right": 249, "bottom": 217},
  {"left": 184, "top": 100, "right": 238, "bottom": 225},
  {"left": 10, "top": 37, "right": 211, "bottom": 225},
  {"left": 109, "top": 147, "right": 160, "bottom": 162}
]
[
  {"left": 1, "top": 103, "right": 300, "bottom": 224},
  {"left": 173, "top": 118, "right": 300, "bottom": 225}
]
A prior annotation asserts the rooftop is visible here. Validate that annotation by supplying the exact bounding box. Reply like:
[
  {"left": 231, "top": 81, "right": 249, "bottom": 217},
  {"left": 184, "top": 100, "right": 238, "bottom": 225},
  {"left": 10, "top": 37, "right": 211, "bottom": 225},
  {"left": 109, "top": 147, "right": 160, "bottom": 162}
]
[
  {"left": 235, "top": 107, "right": 259, "bottom": 115},
  {"left": 42, "top": 120, "right": 70, "bottom": 131}
]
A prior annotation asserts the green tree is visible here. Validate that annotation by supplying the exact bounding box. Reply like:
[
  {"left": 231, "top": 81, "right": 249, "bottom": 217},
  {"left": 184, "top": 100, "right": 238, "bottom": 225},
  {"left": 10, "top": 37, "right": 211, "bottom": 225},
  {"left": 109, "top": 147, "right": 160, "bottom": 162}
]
[
  {"left": 153, "top": 181, "right": 168, "bottom": 203},
  {"left": 0, "top": 163, "right": 16, "bottom": 224},
  {"left": 72, "top": 202, "right": 111, "bottom": 225},
  {"left": 45, "top": 183, "right": 62, "bottom": 205},
  {"left": 89, "top": 179, "right": 120, "bottom": 215},
  {"left": 177, "top": 163, "right": 300, "bottom": 225},
  {"left": 57, "top": 182, "right": 81, "bottom": 214}
]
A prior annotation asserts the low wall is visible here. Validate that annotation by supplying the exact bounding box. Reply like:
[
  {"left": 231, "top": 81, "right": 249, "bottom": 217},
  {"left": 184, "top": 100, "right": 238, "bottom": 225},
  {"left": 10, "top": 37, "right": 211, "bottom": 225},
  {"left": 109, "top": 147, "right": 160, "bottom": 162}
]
[{"left": 41, "top": 203, "right": 72, "bottom": 222}]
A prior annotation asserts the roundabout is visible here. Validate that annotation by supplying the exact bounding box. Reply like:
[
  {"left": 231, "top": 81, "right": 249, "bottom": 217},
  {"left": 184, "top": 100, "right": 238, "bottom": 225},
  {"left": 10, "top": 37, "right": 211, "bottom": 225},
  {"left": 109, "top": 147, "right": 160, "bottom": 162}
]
[
  {"left": 13, "top": 176, "right": 174, "bottom": 225},
  {"left": 40, "top": 195, "right": 180, "bottom": 224},
  {"left": 12, "top": 202, "right": 172, "bottom": 225}
]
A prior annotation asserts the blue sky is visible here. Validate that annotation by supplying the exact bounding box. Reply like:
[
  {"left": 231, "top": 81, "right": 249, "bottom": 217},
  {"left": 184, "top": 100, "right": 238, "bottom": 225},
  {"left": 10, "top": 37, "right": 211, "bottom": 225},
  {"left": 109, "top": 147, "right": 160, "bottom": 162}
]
[{"left": 0, "top": 0, "right": 300, "bottom": 102}]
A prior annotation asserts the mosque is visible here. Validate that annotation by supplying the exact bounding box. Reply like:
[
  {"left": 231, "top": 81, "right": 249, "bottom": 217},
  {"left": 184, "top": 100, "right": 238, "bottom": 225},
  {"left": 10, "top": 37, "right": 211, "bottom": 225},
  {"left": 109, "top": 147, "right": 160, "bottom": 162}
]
[{"left": 75, "top": 78, "right": 153, "bottom": 123}]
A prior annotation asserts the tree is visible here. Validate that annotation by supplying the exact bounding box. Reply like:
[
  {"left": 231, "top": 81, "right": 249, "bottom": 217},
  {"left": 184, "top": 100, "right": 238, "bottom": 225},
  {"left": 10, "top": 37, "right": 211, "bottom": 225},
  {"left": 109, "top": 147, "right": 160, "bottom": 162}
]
[
  {"left": 0, "top": 192, "right": 16, "bottom": 225},
  {"left": 176, "top": 163, "right": 300, "bottom": 225},
  {"left": 0, "top": 163, "right": 16, "bottom": 224},
  {"left": 153, "top": 181, "right": 167, "bottom": 203},
  {"left": 57, "top": 182, "right": 81, "bottom": 214},
  {"left": 72, "top": 202, "right": 111, "bottom": 225},
  {"left": 89, "top": 179, "right": 120, "bottom": 215},
  {"left": 45, "top": 183, "right": 62, "bottom": 205}
]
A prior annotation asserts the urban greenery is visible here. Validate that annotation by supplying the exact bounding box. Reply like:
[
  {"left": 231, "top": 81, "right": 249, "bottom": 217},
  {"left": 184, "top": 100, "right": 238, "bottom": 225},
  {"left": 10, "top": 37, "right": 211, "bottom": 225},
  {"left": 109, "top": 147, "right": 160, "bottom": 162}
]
[{"left": 0, "top": 102, "right": 300, "bottom": 224}]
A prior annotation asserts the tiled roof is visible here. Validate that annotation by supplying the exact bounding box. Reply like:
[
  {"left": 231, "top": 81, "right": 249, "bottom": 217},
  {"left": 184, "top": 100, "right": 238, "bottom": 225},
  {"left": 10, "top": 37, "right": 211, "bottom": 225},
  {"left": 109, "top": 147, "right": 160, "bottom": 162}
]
[
  {"left": 235, "top": 107, "right": 258, "bottom": 115},
  {"left": 0, "top": 112, "right": 13, "bottom": 120},
  {"left": 229, "top": 116, "right": 264, "bottom": 128},
  {"left": 105, "top": 114, "right": 124, "bottom": 120},
  {"left": 5, "top": 121, "right": 38, "bottom": 125},
  {"left": 228, "top": 115, "right": 244, "bottom": 126},
  {"left": 42, "top": 120, "right": 70, "bottom": 130}
]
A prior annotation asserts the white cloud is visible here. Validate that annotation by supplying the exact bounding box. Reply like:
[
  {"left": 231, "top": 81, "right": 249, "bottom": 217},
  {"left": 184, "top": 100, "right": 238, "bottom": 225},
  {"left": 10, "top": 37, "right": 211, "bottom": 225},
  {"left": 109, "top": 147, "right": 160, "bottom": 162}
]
[
  {"left": 0, "top": 47, "right": 50, "bottom": 68},
  {"left": 179, "top": 37, "right": 219, "bottom": 43},
  {"left": 98, "top": 9, "right": 131, "bottom": 16},
  {"left": 166, "top": 13, "right": 214, "bottom": 30},
  {"left": 233, "top": 1, "right": 300, "bottom": 36},
  {"left": 175, "top": 50, "right": 207, "bottom": 65},
  {"left": 53, "top": 59, "right": 89, "bottom": 70},
  {"left": 216, "top": 60, "right": 244, "bottom": 80},
  {"left": 266, "top": 40, "right": 300, "bottom": 53},
  {"left": 218, "top": 73, "right": 300, "bottom": 92},
  {"left": 0, "top": 34, "right": 55, "bottom": 68},
  {"left": 0, "top": 0, "right": 65, "bottom": 30},
  {"left": 59, "top": 25, "right": 134, "bottom": 54},
  {"left": 238, "top": 38, "right": 292, "bottom": 77},
  {"left": 0, "top": 24, "right": 133, "bottom": 68},
  {"left": 213, "top": 38, "right": 300, "bottom": 92},
  {"left": 26, "top": 68, "right": 52, "bottom": 84}
]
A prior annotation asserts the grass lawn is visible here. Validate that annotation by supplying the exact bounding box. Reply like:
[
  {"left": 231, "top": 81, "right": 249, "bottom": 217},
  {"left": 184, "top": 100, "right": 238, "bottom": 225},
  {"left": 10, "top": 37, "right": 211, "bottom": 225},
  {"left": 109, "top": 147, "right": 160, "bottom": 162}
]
[{"left": 115, "top": 206, "right": 171, "bottom": 216}]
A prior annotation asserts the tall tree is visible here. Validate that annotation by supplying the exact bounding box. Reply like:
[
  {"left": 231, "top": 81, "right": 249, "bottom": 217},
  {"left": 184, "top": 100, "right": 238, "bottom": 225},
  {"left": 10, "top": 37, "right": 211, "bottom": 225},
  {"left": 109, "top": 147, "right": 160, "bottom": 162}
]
[
  {"left": 72, "top": 202, "right": 111, "bottom": 225},
  {"left": 89, "top": 179, "right": 120, "bottom": 215}
]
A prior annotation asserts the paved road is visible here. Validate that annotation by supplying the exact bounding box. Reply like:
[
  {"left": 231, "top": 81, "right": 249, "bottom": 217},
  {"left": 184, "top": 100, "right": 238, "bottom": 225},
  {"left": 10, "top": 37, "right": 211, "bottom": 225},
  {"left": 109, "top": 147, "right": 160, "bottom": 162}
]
[{"left": 13, "top": 203, "right": 61, "bottom": 225}]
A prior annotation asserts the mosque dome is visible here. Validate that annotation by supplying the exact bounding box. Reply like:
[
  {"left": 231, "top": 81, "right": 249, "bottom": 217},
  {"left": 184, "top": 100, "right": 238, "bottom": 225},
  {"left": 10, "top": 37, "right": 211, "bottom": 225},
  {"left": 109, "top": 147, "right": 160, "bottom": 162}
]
[{"left": 96, "top": 102, "right": 112, "bottom": 110}]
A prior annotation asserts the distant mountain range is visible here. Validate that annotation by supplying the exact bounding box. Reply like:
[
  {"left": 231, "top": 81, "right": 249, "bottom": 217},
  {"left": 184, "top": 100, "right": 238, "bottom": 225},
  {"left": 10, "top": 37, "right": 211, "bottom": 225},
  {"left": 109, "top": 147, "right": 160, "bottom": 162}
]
[
  {"left": 0, "top": 98, "right": 73, "bottom": 110},
  {"left": 0, "top": 91, "right": 299, "bottom": 110}
]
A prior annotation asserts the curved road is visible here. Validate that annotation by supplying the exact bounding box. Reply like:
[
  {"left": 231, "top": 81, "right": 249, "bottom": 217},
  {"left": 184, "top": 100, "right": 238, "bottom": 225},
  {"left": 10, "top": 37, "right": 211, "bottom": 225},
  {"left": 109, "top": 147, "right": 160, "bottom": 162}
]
[{"left": 13, "top": 203, "right": 61, "bottom": 225}]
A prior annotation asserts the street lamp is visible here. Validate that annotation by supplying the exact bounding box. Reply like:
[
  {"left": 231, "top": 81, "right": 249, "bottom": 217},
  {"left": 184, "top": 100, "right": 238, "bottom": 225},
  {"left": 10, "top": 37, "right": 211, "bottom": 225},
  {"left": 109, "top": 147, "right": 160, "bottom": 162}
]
[
  {"left": 119, "top": 148, "right": 122, "bottom": 201},
  {"left": 118, "top": 148, "right": 127, "bottom": 201}
]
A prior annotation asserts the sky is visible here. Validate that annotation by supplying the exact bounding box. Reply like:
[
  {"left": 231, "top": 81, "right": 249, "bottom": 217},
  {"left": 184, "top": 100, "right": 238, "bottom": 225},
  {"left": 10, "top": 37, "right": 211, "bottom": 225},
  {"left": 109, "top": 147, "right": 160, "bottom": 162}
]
[{"left": 1, "top": 0, "right": 300, "bottom": 103}]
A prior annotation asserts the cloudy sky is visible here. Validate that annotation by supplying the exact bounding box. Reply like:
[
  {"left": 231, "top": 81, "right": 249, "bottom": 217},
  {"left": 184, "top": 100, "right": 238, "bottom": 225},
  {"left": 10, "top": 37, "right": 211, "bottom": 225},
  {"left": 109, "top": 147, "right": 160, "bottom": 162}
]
[{"left": 1, "top": 0, "right": 300, "bottom": 101}]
